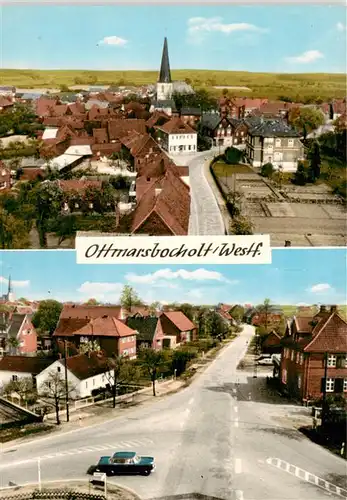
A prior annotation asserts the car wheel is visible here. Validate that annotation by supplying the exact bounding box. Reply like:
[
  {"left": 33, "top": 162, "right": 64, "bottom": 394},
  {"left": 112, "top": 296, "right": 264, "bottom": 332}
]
[{"left": 143, "top": 469, "right": 150, "bottom": 476}]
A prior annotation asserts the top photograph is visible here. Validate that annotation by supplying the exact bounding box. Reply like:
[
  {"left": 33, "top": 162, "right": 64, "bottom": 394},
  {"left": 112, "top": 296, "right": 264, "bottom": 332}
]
[{"left": 0, "top": 3, "right": 346, "bottom": 249}]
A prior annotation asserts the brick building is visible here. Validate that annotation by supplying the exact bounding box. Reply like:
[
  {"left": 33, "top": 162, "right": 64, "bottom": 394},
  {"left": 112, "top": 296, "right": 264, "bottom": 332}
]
[{"left": 280, "top": 305, "right": 347, "bottom": 402}]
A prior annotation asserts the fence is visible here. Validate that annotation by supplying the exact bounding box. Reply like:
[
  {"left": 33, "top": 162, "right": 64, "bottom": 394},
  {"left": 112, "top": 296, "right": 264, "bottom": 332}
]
[{"left": 0, "top": 491, "right": 105, "bottom": 500}]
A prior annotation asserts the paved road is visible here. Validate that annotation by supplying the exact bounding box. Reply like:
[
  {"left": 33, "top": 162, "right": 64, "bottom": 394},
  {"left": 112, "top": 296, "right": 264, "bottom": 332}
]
[{"left": 1, "top": 325, "right": 346, "bottom": 500}]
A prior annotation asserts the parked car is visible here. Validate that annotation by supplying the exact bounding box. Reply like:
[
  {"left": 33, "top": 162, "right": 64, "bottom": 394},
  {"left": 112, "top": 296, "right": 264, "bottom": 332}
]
[
  {"left": 90, "top": 451, "right": 155, "bottom": 476},
  {"left": 257, "top": 357, "right": 274, "bottom": 366}
]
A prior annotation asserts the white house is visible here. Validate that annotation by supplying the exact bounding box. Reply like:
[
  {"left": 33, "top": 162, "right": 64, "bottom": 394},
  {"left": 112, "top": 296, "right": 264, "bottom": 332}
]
[
  {"left": 0, "top": 356, "right": 52, "bottom": 390},
  {"left": 155, "top": 117, "right": 197, "bottom": 155},
  {"left": 36, "top": 352, "right": 113, "bottom": 399}
]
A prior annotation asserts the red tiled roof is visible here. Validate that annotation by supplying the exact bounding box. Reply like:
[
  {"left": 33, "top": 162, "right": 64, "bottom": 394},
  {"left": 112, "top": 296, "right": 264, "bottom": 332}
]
[
  {"left": 146, "top": 111, "right": 171, "bottom": 129},
  {"left": 121, "top": 132, "right": 160, "bottom": 158},
  {"left": 124, "top": 101, "right": 146, "bottom": 112},
  {"left": 91, "top": 143, "right": 122, "bottom": 157},
  {"left": 0, "top": 356, "right": 52, "bottom": 374},
  {"left": 20, "top": 168, "right": 45, "bottom": 181},
  {"left": 36, "top": 98, "right": 59, "bottom": 117},
  {"left": 304, "top": 312, "right": 347, "bottom": 352},
  {"left": 59, "top": 352, "right": 109, "bottom": 380},
  {"left": 163, "top": 311, "right": 196, "bottom": 331},
  {"left": 72, "top": 316, "right": 137, "bottom": 338},
  {"left": 108, "top": 119, "right": 146, "bottom": 140},
  {"left": 68, "top": 102, "right": 86, "bottom": 115},
  {"left": 93, "top": 128, "right": 109, "bottom": 143},
  {"left": 59, "top": 304, "right": 122, "bottom": 319},
  {"left": 0, "top": 96, "right": 13, "bottom": 108},
  {"left": 131, "top": 167, "right": 190, "bottom": 235},
  {"left": 294, "top": 316, "right": 312, "bottom": 333},
  {"left": 155, "top": 117, "right": 196, "bottom": 135}
]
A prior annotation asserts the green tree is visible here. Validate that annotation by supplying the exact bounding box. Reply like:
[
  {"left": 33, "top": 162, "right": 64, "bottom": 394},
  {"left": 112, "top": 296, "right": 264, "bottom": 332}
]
[
  {"left": 204, "top": 310, "right": 229, "bottom": 340},
  {"left": 55, "top": 214, "right": 77, "bottom": 245},
  {"left": 171, "top": 349, "right": 197, "bottom": 376},
  {"left": 105, "top": 355, "right": 140, "bottom": 408},
  {"left": 0, "top": 208, "right": 30, "bottom": 249},
  {"left": 231, "top": 305, "right": 245, "bottom": 323},
  {"left": 288, "top": 106, "right": 325, "bottom": 139},
  {"left": 148, "top": 301, "right": 161, "bottom": 316},
  {"left": 224, "top": 147, "right": 244, "bottom": 165},
  {"left": 32, "top": 299, "right": 63, "bottom": 336},
  {"left": 85, "top": 298, "right": 99, "bottom": 305},
  {"left": 230, "top": 215, "right": 254, "bottom": 235},
  {"left": 261, "top": 162, "right": 274, "bottom": 178},
  {"left": 293, "top": 161, "right": 307, "bottom": 186},
  {"left": 34, "top": 181, "right": 64, "bottom": 248},
  {"left": 79, "top": 340, "right": 101, "bottom": 355},
  {"left": 6, "top": 337, "right": 20, "bottom": 355},
  {"left": 257, "top": 298, "right": 272, "bottom": 333},
  {"left": 307, "top": 141, "right": 321, "bottom": 182},
  {"left": 2, "top": 377, "right": 37, "bottom": 405},
  {"left": 138, "top": 348, "right": 166, "bottom": 396},
  {"left": 120, "top": 285, "right": 142, "bottom": 315}
]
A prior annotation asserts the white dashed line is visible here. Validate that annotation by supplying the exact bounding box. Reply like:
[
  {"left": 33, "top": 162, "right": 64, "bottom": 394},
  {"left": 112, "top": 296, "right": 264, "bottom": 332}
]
[
  {"left": 235, "top": 458, "right": 242, "bottom": 474},
  {"left": 266, "top": 458, "right": 347, "bottom": 499}
]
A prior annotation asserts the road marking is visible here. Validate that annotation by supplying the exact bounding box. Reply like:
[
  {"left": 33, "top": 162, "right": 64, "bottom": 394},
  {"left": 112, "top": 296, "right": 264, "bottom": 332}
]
[
  {"left": 266, "top": 457, "right": 347, "bottom": 499},
  {"left": 235, "top": 458, "right": 242, "bottom": 474},
  {"left": 235, "top": 491, "right": 244, "bottom": 500},
  {"left": 234, "top": 418, "right": 239, "bottom": 428}
]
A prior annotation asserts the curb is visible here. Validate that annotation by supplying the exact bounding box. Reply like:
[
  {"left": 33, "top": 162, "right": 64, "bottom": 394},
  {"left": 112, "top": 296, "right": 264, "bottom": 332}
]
[{"left": 0, "top": 478, "right": 142, "bottom": 500}]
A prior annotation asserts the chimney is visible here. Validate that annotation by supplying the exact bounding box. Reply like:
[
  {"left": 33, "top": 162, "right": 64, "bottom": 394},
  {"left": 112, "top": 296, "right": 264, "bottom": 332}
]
[
  {"left": 330, "top": 305, "right": 337, "bottom": 313},
  {"left": 319, "top": 305, "right": 327, "bottom": 313},
  {"left": 155, "top": 188, "right": 162, "bottom": 197}
]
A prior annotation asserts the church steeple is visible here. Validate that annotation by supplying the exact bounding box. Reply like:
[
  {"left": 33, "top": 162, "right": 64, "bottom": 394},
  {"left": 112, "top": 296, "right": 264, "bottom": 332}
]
[
  {"left": 158, "top": 37, "right": 172, "bottom": 84},
  {"left": 7, "top": 275, "right": 12, "bottom": 296}
]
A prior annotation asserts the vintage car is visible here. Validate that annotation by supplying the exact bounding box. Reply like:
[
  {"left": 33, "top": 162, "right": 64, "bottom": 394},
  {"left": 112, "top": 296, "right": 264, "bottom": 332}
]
[{"left": 91, "top": 451, "right": 155, "bottom": 476}]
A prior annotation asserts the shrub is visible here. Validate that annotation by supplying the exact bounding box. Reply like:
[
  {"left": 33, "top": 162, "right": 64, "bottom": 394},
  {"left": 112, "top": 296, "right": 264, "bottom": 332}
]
[{"left": 261, "top": 162, "right": 274, "bottom": 178}]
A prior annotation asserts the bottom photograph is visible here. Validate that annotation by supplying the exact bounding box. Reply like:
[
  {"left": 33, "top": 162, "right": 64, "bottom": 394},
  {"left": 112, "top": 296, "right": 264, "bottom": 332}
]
[{"left": 0, "top": 248, "right": 346, "bottom": 500}]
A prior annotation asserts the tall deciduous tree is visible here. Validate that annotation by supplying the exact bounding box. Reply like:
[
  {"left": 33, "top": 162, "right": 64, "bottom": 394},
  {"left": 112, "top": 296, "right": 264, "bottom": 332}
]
[
  {"left": 34, "top": 182, "right": 64, "bottom": 248},
  {"left": 138, "top": 348, "right": 166, "bottom": 397},
  {"left": 40, "top": 371, "right": 73, "bottom": 425},
  {"left": 288, "top": 106, "right": 325, "bottom": 139},
  {"left": 120, "top": 285, "right": 142, "bottom": 314},
  {"left": 307, "top": 141, "right": 322, "bottom": 182},
  {"left": 0, "top": 208, "right": 30, "bottom": 249},
  {"left": 106, "top": 355, "right": 139, "bottom": 408},
  {"left": 257, "top": 298, "right": 272, "bottom": 333},
  {"left": 32, "top": 300, "right": 63, "bottom": 336}
]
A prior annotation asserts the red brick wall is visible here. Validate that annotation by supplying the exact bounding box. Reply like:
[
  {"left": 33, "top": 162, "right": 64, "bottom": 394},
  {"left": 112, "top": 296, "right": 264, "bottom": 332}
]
[
  {"left": 305, "top": 353, "right": 347, "bottom": 400},
  {"left": 18, "top": 317, "right": 37, "bottom": 354},
  {"left": 118, "top": 334, "right": 137, "bottom": 358}
]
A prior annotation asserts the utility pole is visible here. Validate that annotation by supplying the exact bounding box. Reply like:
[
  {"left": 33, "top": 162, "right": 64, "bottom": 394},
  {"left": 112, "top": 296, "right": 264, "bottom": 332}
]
[{"left": 64, "top": 340, "right": 70, "bottom": 423}]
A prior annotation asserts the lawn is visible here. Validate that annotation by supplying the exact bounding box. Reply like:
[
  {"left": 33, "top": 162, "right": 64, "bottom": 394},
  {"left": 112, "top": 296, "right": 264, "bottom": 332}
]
[
  {"left": 212, "top": 161, "right": 254, "bottom": 177},
  {"left": 1, "top": 69, "right": 345, "bottom": 101},
  {"left": 281, "top": 305, "right": 347, "bottom": 320}
]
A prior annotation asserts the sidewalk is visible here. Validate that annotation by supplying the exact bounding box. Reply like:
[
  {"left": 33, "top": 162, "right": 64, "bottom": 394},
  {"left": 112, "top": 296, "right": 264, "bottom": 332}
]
[{"left": 203, "top": 158, "right": 231, "bottom": 235}]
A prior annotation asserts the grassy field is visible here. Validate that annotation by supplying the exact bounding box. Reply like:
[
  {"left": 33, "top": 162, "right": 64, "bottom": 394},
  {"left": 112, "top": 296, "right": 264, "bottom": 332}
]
[
  {"left": 0, "top": 69, "right": 345, "bottom": 101},
  {"left": 281, "top": 305, "right": 347, "bottom": 320},
  {"left": 212, "top": 162, "right": 253, "bottom": 176}
]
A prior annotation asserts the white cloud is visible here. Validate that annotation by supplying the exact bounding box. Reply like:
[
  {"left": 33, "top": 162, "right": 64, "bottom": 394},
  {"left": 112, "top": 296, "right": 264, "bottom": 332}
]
[
  {"left": 98, "top": 36, "right": 128, "bottom": 47},
  {"left": 336, "top": 22, "right": 346, "bottom": 32},
  {"left": 309, "top": 283, "right": 332, "bottom": 293},
  {"left": 286, "top": 50, "right": 324, "bottom": 64},
  {"left": 187, "top": 16, "right": 267, "bottom": 42},
  {"left": 125, "top": 268, "right": 234, "bottom": 284},
  {"left": 0, "top": 276, "right": 30, "bottom": 288},
  {"left": 77, "top": 281, "right": 123, "bottom": 301}
]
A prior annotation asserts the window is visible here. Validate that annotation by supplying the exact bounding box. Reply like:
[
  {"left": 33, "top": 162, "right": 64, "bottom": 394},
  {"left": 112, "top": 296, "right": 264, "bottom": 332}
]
[
  {"left": 282, "top": 368, "right": 287, "bottom": 384},
  {"left": 85, "top": 381, "right": 88, "bottom": 388},
  {"left": 327, "top": 354, "right": 337, "bottom": 367},
  {"left": 298, "top": 375, "right": 302, "bottom": 389},
  {"left": 326, "top": 378, "right": 335, "bottom": 392},
  {"left": 93, "top": 378, "right": 95, "bottom": 386},
  {"left": 57, "top": 366, "right": 61, "bottom": 373},
  {"left": 288, "top": 139, "right": 294, "bottom": 147},
  {"left": 344, "top": 379, "right": 347, "bottom": 392},
  {"left": 12, "top": 375, "right": 18, "bottom": 381},
  {"left": 275, "top": 139, "right": 281, "bottom": 147}
]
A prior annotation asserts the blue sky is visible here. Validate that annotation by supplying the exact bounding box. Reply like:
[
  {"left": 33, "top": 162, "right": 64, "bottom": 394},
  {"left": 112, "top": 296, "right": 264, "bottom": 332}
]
[
  {"left": 0, "top": 249, "right": 346, "bottom": 306},
  {"left": 1, "top": 4, "right": 346, "bottom": 73}
]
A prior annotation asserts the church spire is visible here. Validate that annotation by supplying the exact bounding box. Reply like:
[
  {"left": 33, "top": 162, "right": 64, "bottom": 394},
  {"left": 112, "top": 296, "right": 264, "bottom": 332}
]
[
  {"left": 158, "top": 37, "right": 172, "bottom": 84},
  {"left": 8, "top": 275, "right": 12, "bottom": 296}
]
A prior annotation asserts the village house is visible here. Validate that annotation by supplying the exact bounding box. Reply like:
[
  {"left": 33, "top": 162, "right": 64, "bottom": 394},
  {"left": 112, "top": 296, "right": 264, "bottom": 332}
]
[
  {"left": 154, "top": 117, "right": 197, "bottom": 154},
  {"left": 36, "top": 352, "right": 113, "bottom": 399},
  {"left": 126, "top": 311, "right": 197, "bottom": 350},
  {"left": 120, "top": 132, "right": 162, "bottom": 170},
  {"left": 0, "top": 313, "right": 38, "bottom": 357},
  {"left": 245, "top": 118, "right": 304, "bottom": 171},
  {"left": 261, "top": 331, "right": 282, "bottom": 354},
  {"left": 0, "top": 96, "right": 14, "bottom": 112},
  {"left": 180, "top": 107, "right": 202, "bottom": 128},
  {"left": 279, "top": 305, "right": 347, "bottom": 402},
  {"left": 53, "top": 304, "right": 138, "bottom": 358},
  {"left": 0, "top": 356, "right": 52, "bottom": 389},
  {"left": 200, "top": 113, "right": 248, "bottom": 147}
]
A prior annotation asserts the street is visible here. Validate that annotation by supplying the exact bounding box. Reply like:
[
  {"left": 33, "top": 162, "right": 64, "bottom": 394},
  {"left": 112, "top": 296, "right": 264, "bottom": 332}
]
[{"left": 0, "top": 325, "right": 346, "bottom": 500}]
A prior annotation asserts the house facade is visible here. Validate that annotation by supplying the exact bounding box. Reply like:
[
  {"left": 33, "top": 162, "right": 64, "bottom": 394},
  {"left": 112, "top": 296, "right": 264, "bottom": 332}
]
[
  {"left": 0, "top": 356, "right": 52, "bottom": 389},
  {"left": 200, "top": 114, "right": 248, "bottom": 147},
  {"left": 245, "top": 119, "right": 305, "bottom": 172},
  {"left": 0, "top": 313, "right": 38, "bottom": 356},
  {"left": 279, "top": 306, "right": 347, "bottom": 402},
  {"left": 155, "top": 117, "right": 197, "bottom": 154},
  {"left": 53, "top": 305, "right": 137, "bottom": 358},
  {"left": 36, "top": 352, "right": 113, "bottom": 399}
]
